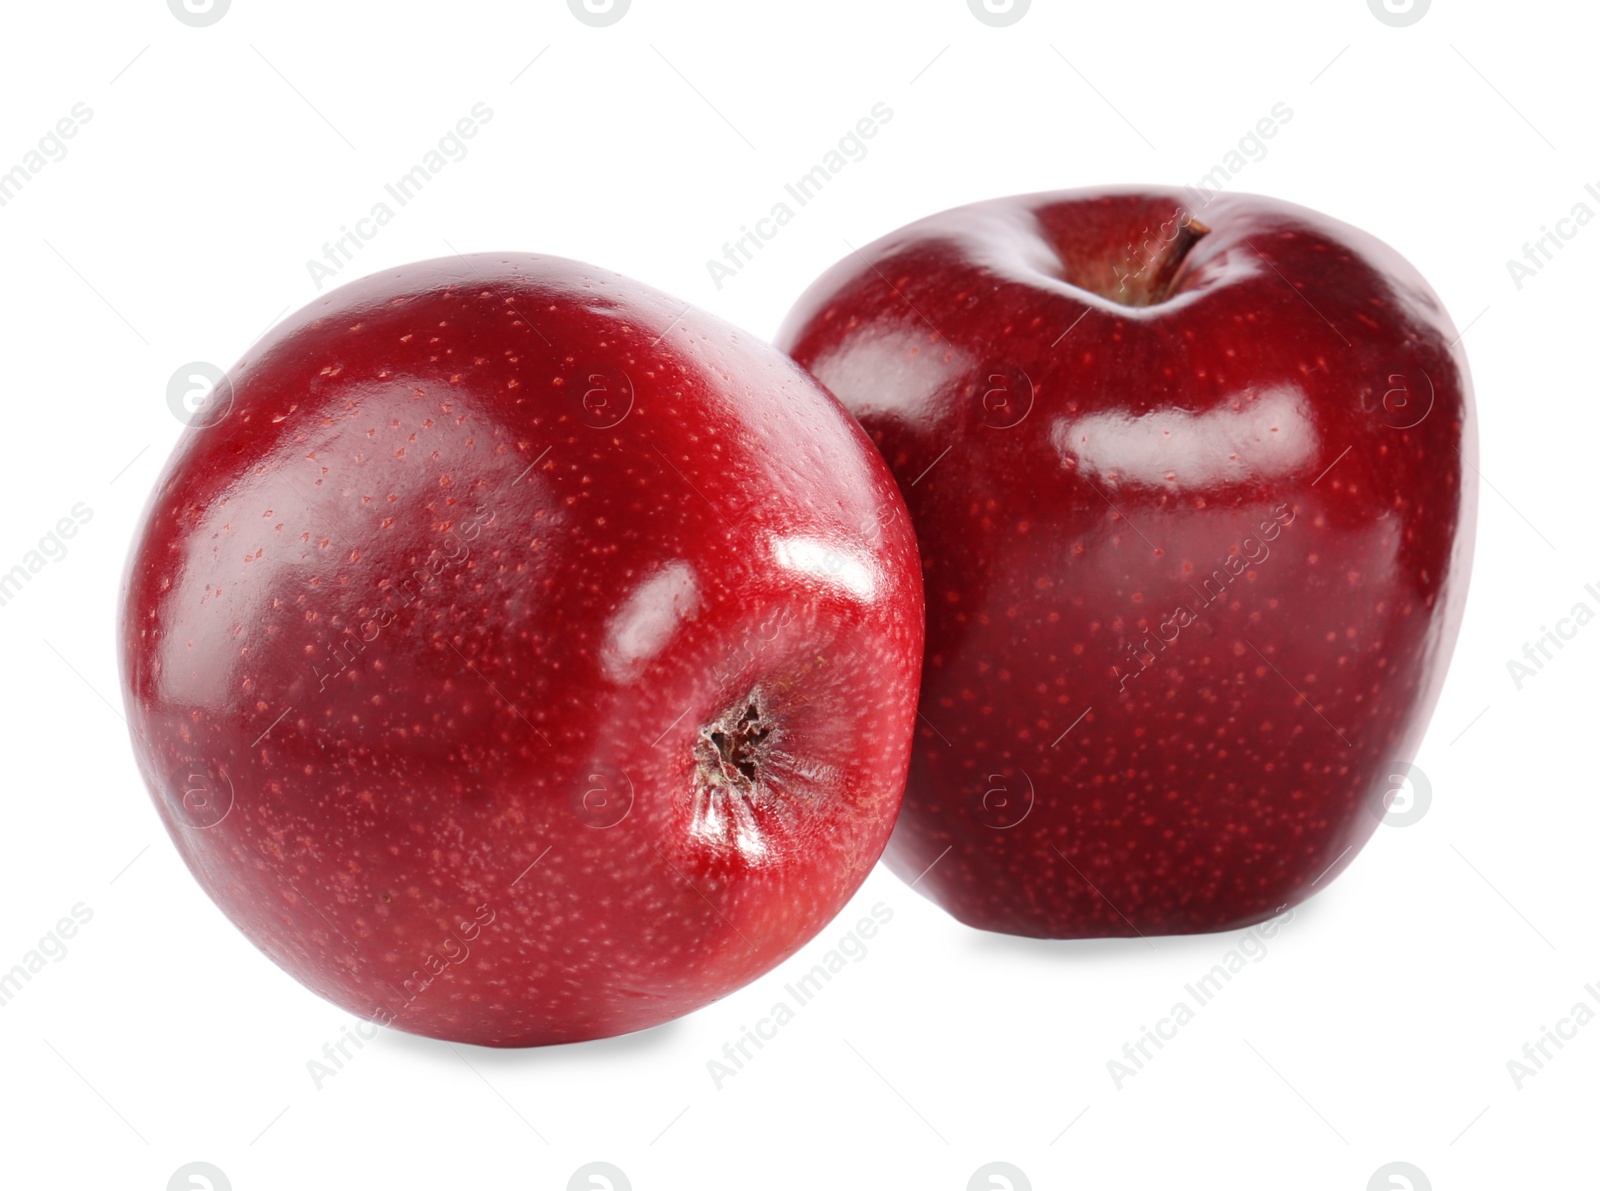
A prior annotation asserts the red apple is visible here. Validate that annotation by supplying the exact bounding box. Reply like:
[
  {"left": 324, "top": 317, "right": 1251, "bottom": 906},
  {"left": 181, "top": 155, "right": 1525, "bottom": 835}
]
[
  {"left": 778, "top": 188, "right": 1476, "bottom": 938},
  {"left": 120, "top": 253, "right": 924, "bottom": 1044}
]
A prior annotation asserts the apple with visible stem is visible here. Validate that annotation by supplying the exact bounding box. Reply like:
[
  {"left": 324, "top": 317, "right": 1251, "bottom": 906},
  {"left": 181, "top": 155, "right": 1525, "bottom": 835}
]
[
  {"left": 120, "top": 253, "right": 924, "bottom": 1045},
  {"left": 778, "top": 188, "right": 1475, "bottom": 938}
]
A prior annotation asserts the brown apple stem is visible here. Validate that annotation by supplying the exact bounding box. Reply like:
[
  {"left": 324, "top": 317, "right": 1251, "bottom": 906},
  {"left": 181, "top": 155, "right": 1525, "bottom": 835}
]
[{"left": 1143, "top": 218, "right": 1209, "bottom": 303}]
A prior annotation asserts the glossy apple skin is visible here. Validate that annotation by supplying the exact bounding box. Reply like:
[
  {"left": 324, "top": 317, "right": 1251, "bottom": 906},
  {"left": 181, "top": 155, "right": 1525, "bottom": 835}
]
[
  {"left": 779, "top": 188, "right": 1475, "bottom": 938},
  {"left": 121, "top": 254, "right": 923, "bottom": 1044}
]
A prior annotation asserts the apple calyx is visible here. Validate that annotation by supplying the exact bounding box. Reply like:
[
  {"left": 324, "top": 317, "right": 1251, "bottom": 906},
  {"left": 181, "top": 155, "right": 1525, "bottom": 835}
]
[
  {"left": 700, "top": 699, "right": 774, "bottom": 789},
  {"left": 690, "top": 691, "right": 786, "bottom": 861}
]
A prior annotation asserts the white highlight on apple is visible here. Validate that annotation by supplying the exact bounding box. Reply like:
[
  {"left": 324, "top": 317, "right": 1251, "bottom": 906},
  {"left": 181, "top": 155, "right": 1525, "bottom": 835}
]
[
  {"left": 1052, "top": 387, "right": 1316, "bottom": 488},
  {"left": 773, "top": 537, "right": 876, "bottom": 600},
  {"left": 602, "top": 560, "right": 701, "bottom": 681}
]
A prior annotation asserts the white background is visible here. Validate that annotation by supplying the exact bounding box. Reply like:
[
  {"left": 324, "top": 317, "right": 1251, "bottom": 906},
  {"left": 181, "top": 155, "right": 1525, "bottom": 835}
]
[{"left": 0, "top": 1, "right": 1592, "bottom": 1188}]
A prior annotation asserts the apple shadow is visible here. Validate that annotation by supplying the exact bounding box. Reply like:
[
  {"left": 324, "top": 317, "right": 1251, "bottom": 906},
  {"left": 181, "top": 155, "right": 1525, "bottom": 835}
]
[
  {"left": 957, "top": 889, "right": 1329, "bottom": 967},
  {"left": 379, "top": 1015, "right": 686, "bottom": 1069}
]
